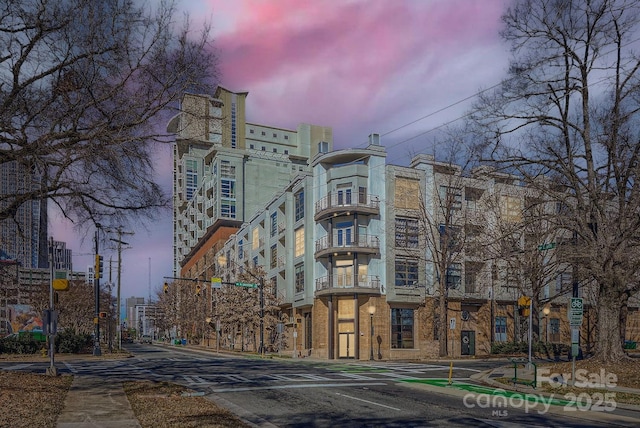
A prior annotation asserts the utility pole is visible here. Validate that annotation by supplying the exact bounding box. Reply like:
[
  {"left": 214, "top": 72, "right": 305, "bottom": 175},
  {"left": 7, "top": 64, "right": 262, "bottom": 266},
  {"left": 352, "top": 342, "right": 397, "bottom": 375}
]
[
  {"left": 110, "top": 227, "right": 134, "bottom": 351},
  {"left": 46, "top": 237, "right": 57, "bottom": 375},
  {"left": 93, "top": 227, "right": 102, "bottom": 356}
]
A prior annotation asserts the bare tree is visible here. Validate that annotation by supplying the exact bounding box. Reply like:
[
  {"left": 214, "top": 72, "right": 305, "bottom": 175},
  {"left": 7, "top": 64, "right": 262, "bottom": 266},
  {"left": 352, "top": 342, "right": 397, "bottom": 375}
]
[
  {"left": 30, "top": 279, "right": 113, "bottom": 336},
  {"left": 0, "top": 0, "right": 218, "bottom": 229},
  {"left": 471, "top": 0, "right": 640, "bottom": 362}
]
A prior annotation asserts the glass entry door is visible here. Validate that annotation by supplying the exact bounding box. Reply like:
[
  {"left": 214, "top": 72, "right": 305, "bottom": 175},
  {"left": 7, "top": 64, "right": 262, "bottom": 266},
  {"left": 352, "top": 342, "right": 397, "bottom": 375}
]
[
  {"left": 337, "top": 299, "right": 355, "bottom": 358},
  {"left": 338, "top": 321, "right": 355, "bottom": 358}
]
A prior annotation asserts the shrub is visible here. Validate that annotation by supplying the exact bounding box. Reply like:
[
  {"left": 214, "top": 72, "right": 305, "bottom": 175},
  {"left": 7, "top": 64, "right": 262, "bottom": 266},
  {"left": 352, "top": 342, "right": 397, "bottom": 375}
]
[
  {"left": 490, "top": 341, "right": 529, "bottom": 355},
  {"left": 0, "top": 334, "right": 41, "bottom": 354},
  {"left": 55, "top": 330, "right": 93, "bottom": 354}
]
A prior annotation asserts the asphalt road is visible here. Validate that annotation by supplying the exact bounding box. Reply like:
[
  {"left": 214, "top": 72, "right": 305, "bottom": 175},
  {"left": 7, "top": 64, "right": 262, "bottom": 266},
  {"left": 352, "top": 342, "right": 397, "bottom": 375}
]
[{"left": 2, "top": 344, "right": 639, "bottom": 427}]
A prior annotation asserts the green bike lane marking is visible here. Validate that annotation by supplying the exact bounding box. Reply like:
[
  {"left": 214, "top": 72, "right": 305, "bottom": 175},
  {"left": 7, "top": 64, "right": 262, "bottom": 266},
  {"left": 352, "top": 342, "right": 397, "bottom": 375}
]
[{"left": 400, "top": 378, "right": 573, "bottom": 407}]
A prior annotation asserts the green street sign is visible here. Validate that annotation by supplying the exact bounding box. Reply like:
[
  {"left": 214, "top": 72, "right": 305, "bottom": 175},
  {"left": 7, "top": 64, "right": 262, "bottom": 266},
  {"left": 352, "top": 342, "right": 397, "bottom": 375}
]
[
  {"left": 235, "top": 282, "right": 257, "bottom": 289},
  {"left": 537, "top": 242, "right": 556, "bottom": 251}
]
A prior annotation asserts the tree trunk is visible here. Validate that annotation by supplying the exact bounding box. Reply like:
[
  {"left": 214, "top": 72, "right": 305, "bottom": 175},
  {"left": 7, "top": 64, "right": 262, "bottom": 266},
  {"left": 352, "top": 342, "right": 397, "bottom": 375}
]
[
  {"left": 438, "top": 293, "right": 448, "bottom": 357},
  {"left": 594, "top": 291, "right": 627, "bottom": 362}
]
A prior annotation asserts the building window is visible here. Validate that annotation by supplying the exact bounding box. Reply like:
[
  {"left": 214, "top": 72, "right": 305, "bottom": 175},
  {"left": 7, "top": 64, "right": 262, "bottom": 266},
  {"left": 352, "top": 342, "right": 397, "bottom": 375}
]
[
  {"left": 294, "top": 227, "right": 304, "bottom": 257},
  {"left": 284, "top": 135, "right": 289, "bottom": 140},
  {"left": 270, "top": 244, "right": 277, "bottom": 269},
  {"left": 273, "top": 148, "right": 277, "bottom": 153},
  {"left": 445, "top": 263, "right": 462, "bottom": 289},
  {"left": 439, "top": 224, "right": 460, "bottom": 250},
  {"left": 465, "top": 264, "right": 481, "bottom": 293},
  {"left": 550, "top": 318, "right": 560, "bottom": 342},
  {"left": 252, "top": 228, "right": 259, "bottom": 250},
  {"left": 185, "top": 159, "right": 198, "bottom": 200},
  {"left": 439, "top": 185, "right": 462, "bottom": 211},
  {"left": 555, "top": 272, "right": 571, "bottom": 294},
  {"left": 261, "top": 146, "right": 266, "bottom": 151},
  {"left": 295, "top": 190, "right": 304, "bottom": 221},
  {"left": 249, "top": 129, "right": 254, "bottom": 134},
  {"left": 495, "top": 316, "right": 507, "bottom": 342},
  {"left": 391, "top": 308, "right": 414, "bottom": 349},
  {"left": 270, "top": 212, "right": 277, "bottom": 237},
  {"left": 284, "top": 149, "right": 289, "bottom": 154},
  {"left": 250, "top": 144, "right": 254, "bottom": 149},
  {"left": 230, "top": 101, "right": 237, "bottom": 148},
  {"left": 273, "top": 133, "right": 277, "bottom": 138},
  {"left": 220, "top": 177, "right": 236, "bottom": 219},
  {"left": 295, "top": 264, "right": 304, "bottom": 293},
  {"left": 318, "top": 141, "right": 329, "bottom": 153},
  {"left": 395, "top": 258, "right": 418, "bottom": 287},
  {"left": 358, "top": 186, "right": 367, "bottom": 204},
  {"left": 501, "top": 195, "right": 522, "bottom": 222},
  {"left": 261, "top": 131, "right": 266, "bottom": 136},
  {"left": 395, "top": 217, "right": 419, "bottom": 248},
  {"left": 395, "top": 177, "right": 420, "bottom": 209}
]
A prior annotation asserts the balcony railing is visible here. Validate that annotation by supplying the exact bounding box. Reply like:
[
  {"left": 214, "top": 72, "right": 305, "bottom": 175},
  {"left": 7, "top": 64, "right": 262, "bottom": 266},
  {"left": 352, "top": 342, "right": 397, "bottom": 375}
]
[
  {"left": 315, "top": 234, "right": 380, "bottom": 255},
  {"left": 315, "top": 274, "right": 381, "bottom": 293},
  {"left": 314, "top": 193, "right": 380, "bottom": 219}
]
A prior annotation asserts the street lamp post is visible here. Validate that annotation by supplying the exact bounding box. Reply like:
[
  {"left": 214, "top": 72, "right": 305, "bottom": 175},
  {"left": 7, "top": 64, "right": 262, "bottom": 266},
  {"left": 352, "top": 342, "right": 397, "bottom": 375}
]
[
  {"left": 368, "top": 306, "right": 375, "bottom": 361},
  {"left": 542, "top": 306, "right": 550, "bottom": 343},
  {"left": 205, "top": 317, "right": 211, "bottom": 347}
]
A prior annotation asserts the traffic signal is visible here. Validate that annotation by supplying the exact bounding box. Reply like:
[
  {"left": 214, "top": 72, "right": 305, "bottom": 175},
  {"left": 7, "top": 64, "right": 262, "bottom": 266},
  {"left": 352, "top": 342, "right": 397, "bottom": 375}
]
[
  {"left": 195, "top": 284, "right": 202, "bottom": 296},
  {"left": 518, "top": 296, "right": 531, "bottom": 317},
  {"left": 99, "top": 312, "right": 107, "bottom": 318},
  {"left": 94, "top": 255, "right": 104, "bottom": 279},
  {"left": 163, "top": 282, "right": 169, "bottom": 294}
]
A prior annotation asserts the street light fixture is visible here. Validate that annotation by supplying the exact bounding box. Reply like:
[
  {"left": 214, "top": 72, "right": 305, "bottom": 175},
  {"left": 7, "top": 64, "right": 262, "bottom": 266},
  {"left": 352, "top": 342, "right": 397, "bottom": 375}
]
[{"left": 368, "top": 305, "right": 376, "bottom": 361}]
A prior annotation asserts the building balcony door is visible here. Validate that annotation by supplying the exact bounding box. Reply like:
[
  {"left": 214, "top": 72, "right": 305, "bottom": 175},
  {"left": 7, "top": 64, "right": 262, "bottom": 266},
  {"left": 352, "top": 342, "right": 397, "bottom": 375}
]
[{"left": 334, "top": 221, "right": 354, "bottom": 247}]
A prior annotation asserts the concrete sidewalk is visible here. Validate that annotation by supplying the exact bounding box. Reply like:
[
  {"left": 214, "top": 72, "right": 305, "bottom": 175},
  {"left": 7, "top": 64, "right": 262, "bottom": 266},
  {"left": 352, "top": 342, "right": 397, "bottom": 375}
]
[{"left": 56, "top": 375, "right": 141, "bottom": 428}]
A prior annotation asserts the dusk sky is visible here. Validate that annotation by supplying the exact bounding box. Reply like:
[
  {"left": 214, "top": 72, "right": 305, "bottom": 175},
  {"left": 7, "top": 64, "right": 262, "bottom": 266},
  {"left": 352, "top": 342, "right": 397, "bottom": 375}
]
[{"left": 52, "top": 0, "right": 513, "bottom": 306}]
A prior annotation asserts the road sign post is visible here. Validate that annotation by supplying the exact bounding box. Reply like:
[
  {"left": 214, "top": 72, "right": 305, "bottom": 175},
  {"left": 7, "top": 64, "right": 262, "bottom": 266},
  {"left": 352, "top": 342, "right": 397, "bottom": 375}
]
[
  {"left": 568, "top": 297, "right": 584, "bottom": 326},
  {"left": 568, "top": 297, "right": 583, "bottom": 386}
]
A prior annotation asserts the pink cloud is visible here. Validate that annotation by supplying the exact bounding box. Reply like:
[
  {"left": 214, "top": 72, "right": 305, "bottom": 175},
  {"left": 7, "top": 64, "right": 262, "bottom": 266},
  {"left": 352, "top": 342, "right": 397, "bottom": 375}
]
[{"left": 211, "top": 0, "right": 509, "bottom": 146}]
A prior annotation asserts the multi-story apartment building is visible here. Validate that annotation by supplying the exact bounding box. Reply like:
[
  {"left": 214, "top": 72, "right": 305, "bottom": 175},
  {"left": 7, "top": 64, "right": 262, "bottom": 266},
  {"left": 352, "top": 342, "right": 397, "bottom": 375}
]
[
  {"left": 168, "top": 86, "right": 332, "bottom": 278},
  {"left": 170, "top": 88, "right": 638, "bottom": 360},
  {"left": 211, "top": 136, "right": 623, "bottom": 360}
]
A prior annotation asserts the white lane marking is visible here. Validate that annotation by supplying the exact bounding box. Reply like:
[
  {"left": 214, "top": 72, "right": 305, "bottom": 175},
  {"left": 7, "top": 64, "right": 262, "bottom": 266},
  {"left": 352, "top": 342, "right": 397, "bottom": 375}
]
[
  {"left": 3, "top": 364, "right": 33, "bottom": 371},
  {"left": 212, "top": 382, "right": 387, "bottom": 393},
  {"left": 335, "top": 392, "right": 402, "bottom": 411}
]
